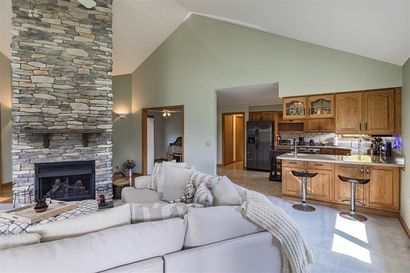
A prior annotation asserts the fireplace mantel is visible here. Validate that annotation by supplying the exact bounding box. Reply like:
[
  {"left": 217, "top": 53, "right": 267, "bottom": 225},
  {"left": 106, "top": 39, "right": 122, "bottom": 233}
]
[{"left": 21, "top": 128, "right": 104, "bottom": 148}]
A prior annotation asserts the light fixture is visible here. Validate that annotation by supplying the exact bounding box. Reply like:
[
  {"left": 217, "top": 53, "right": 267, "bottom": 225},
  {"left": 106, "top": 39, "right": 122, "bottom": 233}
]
[
  {"left": 162, "top": 111, "right": 171, "bottom": 119},
  {"left": 113, "top": 112, "right": 128, "bottom": 122}
]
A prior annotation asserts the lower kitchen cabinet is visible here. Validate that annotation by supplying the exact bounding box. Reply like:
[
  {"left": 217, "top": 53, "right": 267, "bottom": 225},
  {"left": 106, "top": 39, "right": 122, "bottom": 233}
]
[
  {"left": 365, "top": 166, "right": 400, "bottom": 212},
  {"left": 281, "top": 160, "right": 401, "bottom": 214},
  {"left": 282, "top": 167, "right": 304, "bottom": 196}
]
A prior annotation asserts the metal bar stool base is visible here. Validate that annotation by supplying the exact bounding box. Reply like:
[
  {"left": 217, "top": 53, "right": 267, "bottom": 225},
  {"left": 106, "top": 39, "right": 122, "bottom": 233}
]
[
  {"left": 293, "top": 203, "right": 316, "bottom": 212},
  {"left": 339, "top": 211, "right": 367, "bottom": 222}
]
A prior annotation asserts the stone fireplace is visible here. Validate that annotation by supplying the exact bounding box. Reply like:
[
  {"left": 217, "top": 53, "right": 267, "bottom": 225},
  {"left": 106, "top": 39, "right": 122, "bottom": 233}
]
[{"left": 11, "top": 0, "right": 113, "bottom": 205}]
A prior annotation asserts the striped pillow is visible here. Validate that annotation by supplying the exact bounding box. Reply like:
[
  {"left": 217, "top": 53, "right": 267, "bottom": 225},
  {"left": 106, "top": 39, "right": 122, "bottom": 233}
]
[
  {"left": 189, "top": 171, "right": 216, "bottom": 189},
  {"left": 193, "top": 182, "right": 214, "bottom": 207}
]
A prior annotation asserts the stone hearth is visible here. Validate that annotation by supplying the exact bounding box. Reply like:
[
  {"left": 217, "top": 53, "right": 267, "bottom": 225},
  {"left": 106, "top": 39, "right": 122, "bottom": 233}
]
[{"left": 11, "top": 0, "right": 113, "bottom": 205}]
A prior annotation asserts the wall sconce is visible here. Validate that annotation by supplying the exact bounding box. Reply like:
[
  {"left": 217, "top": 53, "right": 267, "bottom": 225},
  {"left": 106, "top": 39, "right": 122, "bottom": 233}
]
[{"left": 113, "top": 112, "right": 128, "bottom": 122}]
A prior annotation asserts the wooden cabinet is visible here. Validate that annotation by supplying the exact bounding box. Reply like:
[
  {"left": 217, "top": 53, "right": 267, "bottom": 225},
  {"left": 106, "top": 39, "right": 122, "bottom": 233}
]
[
  {"left": 363, "top": 89, "right": 395, "bottom": 135},
  {"left": 249, "top": 112, "right": 261, "bottom": 121},
  {"left": 307, "top": 94, "right": 334, "bottom": 118},
  {"left": 282, "top": 167, "right": 304, "bottom": 196},
  {"left": 364, "top": 166, "right": 399, "bottom": 211},
  {"left": 309, "top": 169, "right": 334, "bottom": 201},
  {"left": 334, "top": 149, "right": 351, "bottom": 156},
  {"left": 335, "top": 92, "right": 363, "bottom": 134},
  {"left": 334, "top": 164, "right": 365, "bottom": 203},
  {"left": 305, "top": 118, "right": 335, "bottom": 132},
  {"left": 283, "top": 97, "right": 306, "bottom": 120}
]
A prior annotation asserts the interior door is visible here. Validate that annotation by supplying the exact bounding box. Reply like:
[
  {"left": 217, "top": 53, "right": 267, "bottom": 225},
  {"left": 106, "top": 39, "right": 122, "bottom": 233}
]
[
  {"left": 147, "top": 117, "right": 155, "bottom": 175},
  {"left": 223, "top": 114, "right": 234, "bottom": 166},
  {"left": 235, "top": 115, "right": 244, "bottom": 162}
]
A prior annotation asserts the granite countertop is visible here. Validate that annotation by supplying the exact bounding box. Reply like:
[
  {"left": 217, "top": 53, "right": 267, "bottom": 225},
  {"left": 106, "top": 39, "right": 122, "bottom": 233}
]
[
  {"left": 276, "top": 145, "right": 351, "bottom": 150},
  {"left": 277, "top": 153, "right": 405, "bottom": 167}
]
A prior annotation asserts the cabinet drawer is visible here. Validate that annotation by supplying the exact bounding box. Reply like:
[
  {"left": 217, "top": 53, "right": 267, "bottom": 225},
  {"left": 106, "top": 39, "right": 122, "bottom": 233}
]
[
  {"left": 307, "top": 162, "right": 334, "bottom": 171},
  {"left": 282, "top": 160, "right": 305, "bottom": 168},
  {"left": 320, "top": 148, "right": 334, "bottom": 155}
]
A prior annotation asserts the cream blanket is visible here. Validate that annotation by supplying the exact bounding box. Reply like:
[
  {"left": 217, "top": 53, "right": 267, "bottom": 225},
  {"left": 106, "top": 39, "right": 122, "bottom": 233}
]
[{"left": 241, "top": 190, "right": 314, "bottom": 273}]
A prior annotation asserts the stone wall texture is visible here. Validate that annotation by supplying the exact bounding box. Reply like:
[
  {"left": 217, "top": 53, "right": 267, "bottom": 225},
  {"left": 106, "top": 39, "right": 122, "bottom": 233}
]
[{"left": 11, "top": 0, "right": 113, "bottom": 205}]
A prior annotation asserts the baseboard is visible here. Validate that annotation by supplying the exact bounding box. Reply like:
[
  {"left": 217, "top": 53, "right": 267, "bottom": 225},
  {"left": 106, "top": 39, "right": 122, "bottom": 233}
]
[
  {"left": 217, "top": 164, "right": 223, "bottom": 168},
  {"left": 399, "top": 216, "right": 410, "bottom": 239}
]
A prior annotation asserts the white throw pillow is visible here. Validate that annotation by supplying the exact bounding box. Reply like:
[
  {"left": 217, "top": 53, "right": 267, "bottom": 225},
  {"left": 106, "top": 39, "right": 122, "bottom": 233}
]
[
  {"left": 148, "top": 161, "right": 188, "bottom": 191},
  {"left": 27, "top": 204, "right": 131, "bottom": 242},
  {"left": 158, "top": 166, "right": 194, "bottom": 202},
  {"left": 0, "top": 233, "right": 41, "bottom": 250},
  {"left": 211, "top": 176, "right": 243, "bottom": 206},
  {"left": 134, "top": 176, "right": 151, "bottom": 189}
]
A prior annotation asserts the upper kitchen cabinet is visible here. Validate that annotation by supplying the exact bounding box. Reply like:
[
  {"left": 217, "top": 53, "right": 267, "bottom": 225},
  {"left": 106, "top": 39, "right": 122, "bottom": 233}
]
[
  {"left": 307, "top": 94, "right": 334, "bottom": 118},
  {"left": 335, "top": 92, "right": 363, "bottom": 134},
  {"left": 283, "top": 97, "right": 306, "bottom": 120},
  {"left": 363, "top": 89, "right": 395, "bottom": 135}
]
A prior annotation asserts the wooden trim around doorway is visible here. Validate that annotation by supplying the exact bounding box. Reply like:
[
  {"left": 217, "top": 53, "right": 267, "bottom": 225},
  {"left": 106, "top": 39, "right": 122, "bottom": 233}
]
[
  {"left": 222, "top": 112, "right": 245, "bottom": 169},
  {"left": 142, "top": 105, "right": 184, "bottom": 175}
]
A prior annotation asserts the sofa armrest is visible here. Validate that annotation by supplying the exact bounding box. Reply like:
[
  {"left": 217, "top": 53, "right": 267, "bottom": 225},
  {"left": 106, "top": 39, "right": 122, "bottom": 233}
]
[
  {"left": 134, "top": 176, "right": 151, "bottom": 189},
  {"left": 121, "top": 187, "right": 162, "bottom": 204}
]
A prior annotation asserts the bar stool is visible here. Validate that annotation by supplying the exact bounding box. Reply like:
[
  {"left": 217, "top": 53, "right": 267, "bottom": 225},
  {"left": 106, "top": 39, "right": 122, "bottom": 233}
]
[
  {"left": 291, "top": 170, "right": 318, "bottom": 212},
  {"left": 338, "top": 175, "right": 370, "bottom": 222}
]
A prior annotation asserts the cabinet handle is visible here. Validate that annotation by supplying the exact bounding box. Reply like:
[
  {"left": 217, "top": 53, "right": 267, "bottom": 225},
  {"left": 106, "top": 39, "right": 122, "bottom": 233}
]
[
  {"left": 314, "top": 164, "right": 323, "bottom": 166},
  {"left": 366, "top": 167, "right": 370, "bottom": 174},
  {"left": 359, "top": 123, "right": 362, "bottom": 131},
  {"left": 360, "top": 168, "right": 364, "bottom": 173},
  {"left": 365, "top": 122, "right": 368, "bottom": 131},
  {"left": 289, "top": 162, "right": 297, "bottom": 165}
]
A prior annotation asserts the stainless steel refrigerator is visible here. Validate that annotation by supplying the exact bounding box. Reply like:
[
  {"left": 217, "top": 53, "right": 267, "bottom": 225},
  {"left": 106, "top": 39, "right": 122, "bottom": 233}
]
[{"left": 246, "top": 121, "right": 273, "bottom": 171}]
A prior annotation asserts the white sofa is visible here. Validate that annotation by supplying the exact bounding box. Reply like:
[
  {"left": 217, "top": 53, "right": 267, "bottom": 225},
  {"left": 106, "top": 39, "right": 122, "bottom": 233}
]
[{"left": 0, "top": 205, "right": 282, "bottom": 273}]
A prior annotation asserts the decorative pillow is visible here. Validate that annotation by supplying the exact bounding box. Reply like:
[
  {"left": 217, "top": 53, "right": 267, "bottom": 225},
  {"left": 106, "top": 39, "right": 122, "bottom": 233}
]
[
  {"left": 211, "top": 176, "right": 243, "bottom": 206},
  {"left": 174, "top": 178, "right": 195, "bottom": 204},
  {"left": 189, "top": 171, "right": 216, "bottom": 189},
  {"left": 134, "top": 176, "right": 151, "bottom": 189},
  {"left": 147, "top": 163, "right": 162, "bottom": 190},
  {"left": 0, "top": 233, "right": 41, "bottom": 250},
  {"left": 158, "top": 166, "right": 194, "bottom": 202},
  {"left": 193, "top": 182, "right": 214, "bottom": 207}
]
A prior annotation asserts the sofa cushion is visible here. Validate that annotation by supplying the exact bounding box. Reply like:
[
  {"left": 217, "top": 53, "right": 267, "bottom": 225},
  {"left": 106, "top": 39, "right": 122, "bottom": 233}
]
[
  {"left": 122, "top": 187, "right": 162, "bottom": 204},
  {"left": 158, "top": 165, "right": 194, "bottom": 202},
  {"left": 0, "top": 218, "right": 186, "bottom": 273},
  {"left": 184, "top": 206, "right": 263, "bottom": 248},
  {"left": 147, "top": 161, "right": 188, "bottom": 190},
  {"left": 211, "top": 176, "right": 243, "bottom": 206},
  {"left": 100, "top": 257, "right": 163, "bottom": 273},
  {"left": 27, "top": 204, "right": 131, "bottom": 242},
  {"left": 134, "top": 176, "right": 151, "bottom": 189},
  {"left": 0, "top": 233, "right": 41, "bottom": 250}
]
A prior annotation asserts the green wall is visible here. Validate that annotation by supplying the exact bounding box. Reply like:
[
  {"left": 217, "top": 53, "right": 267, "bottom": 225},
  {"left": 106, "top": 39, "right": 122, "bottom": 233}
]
[
  {"left": 112, "top": 74, "right": 133, "bottom": 173},
  {"left": 131, "top": 15, "right": 402, "bottom": 174},
  {"left": 401, "top": 58, "right": 410, "bottom": 230},
  {"left": 0, "top": 52, "right": 12, "bottom": 184}
]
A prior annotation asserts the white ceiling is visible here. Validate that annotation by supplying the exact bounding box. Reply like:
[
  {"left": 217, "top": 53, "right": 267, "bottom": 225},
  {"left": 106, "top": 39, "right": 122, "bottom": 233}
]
[
  {"left": 0, "top": 0, "right": 409, "bottom": 75},
  {"left": 217, "top": 82, "right": 281, "bottom": 106}
]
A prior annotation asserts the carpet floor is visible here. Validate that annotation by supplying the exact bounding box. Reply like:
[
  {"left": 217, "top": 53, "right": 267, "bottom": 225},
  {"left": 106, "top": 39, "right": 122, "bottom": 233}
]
[{"left": 268, "top": 196, "right": 410, "bottom": 273}]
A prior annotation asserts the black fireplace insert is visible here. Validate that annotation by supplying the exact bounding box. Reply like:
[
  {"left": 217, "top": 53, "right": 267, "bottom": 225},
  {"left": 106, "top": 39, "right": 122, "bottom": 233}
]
[{"left": 35, "top": 161, "right": 96, "bottom": 202}]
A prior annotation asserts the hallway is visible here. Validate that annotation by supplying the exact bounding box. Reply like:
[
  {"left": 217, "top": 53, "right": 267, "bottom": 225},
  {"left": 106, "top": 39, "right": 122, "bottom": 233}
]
[{"left": 217, "top": 161, "right": 282, "bottom": 197}]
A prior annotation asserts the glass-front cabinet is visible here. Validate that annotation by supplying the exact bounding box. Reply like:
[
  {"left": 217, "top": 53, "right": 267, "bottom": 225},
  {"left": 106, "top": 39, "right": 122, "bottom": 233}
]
[
  {"left": 307, "top": 94, "right": 334, "bottom": 118},
  {"left": 283, "top": 97, "right": 306, "bottom": 120}
]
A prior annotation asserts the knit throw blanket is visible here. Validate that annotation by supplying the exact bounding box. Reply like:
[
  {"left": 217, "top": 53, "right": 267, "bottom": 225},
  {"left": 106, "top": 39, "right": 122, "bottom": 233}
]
[{"left": 240, "top": 190, "right": 314, "bottom": 273}]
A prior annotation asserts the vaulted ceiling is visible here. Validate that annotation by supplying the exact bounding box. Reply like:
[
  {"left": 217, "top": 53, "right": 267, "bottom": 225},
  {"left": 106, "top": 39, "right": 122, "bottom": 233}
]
[{"left": 1, "top": 0, "right": 409, "bottom": 75}]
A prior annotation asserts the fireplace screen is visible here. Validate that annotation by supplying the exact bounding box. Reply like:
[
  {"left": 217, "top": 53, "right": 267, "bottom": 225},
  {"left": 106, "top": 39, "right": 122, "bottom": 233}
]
[{"left": 35, "top": 161, "right": 95, "bottom": 202}]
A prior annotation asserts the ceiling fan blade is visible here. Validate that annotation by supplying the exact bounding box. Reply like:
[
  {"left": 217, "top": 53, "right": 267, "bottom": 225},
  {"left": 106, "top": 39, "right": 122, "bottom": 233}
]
[{"left": 77, "top": 0, "right": 97, "bottom": 9}]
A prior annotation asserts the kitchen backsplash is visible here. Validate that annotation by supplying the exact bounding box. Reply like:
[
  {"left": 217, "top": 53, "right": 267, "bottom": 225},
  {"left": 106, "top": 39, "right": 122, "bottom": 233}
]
[{"left": 280, "top": 132, "right": 336, "bottom": 143}]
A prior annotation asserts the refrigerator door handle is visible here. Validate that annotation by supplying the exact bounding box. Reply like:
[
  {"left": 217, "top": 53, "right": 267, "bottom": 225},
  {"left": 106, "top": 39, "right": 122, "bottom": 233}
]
[{"left": 255, "top": 128, "right": 259, "bottom": 148}]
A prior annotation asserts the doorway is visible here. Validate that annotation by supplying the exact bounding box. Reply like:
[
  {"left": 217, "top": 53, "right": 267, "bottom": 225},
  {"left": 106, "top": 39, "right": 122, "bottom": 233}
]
[
  {"left": 142, "top": 105, "right": 184, "bottom": 175},
  {"left": 222, "top": 113, "right": 245, "bottom": 167}
]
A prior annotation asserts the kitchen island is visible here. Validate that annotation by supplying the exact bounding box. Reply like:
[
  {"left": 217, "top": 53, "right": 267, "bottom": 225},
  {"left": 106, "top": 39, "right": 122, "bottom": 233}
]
[{"left": 277, "top": 153, "right": 405, "bottom": 215}]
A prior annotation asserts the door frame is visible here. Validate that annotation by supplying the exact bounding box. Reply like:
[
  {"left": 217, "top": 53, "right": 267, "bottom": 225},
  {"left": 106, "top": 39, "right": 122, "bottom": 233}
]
[
  {"left": 142, "top": 105, "right": 184, "bottom": 175},
  {"left": 222, "top": 112, "right": 245, "bottom": 169}
]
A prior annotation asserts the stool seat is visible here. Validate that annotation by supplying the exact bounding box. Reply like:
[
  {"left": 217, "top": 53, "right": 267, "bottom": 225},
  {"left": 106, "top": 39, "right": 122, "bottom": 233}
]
[
  {"left": 338, "top": 175, "right": 370, "bottom": 185},
  {"left": 292, "top": 170, "right": 318, "bottom": 179}
]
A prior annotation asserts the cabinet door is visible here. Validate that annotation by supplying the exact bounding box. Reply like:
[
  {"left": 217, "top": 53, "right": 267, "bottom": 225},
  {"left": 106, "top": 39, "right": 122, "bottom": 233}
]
[
  {"left": 308, "top": 169, "right": 334, "bottom": 202},
  {"left": 249, "top": 112, "right": 261, "bottom": 121},
  {"left": 334, "top": 164, "right": 365, "bottom": 203},
  {"left": 261, "top": 111, "right": 275, "bottom": 121},
  {"left": 320, "top": 148, "right": 334, "bottom": 155},
  {"left": 305, "top": 119, "right": 321, "bottom": 132},
  {"left": 307, "top": 94, "right": 334, "bottom": 118},
  {"left": 363, "top": 89, "right": 395, "bottom": 135},
  {"left": 364, "top": 166, "right": 399, "bottom": 212},
  {"left": 335, "top": 92, "right": 363, "bottom": 134},
  {"left": 283, "top": 97, "right": 306, "bottom": 120},
  {"left": 282, "top": 167, "right": 305, "bottom": 196},
  {"left": 321, "top": 118, "right": 335, "bottom": 132}
]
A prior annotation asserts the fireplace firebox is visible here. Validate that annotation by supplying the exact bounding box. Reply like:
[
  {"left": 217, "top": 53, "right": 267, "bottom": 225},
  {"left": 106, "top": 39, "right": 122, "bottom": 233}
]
[{"left": 35, "top": 161, "right": 96, "bottom": 202}]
